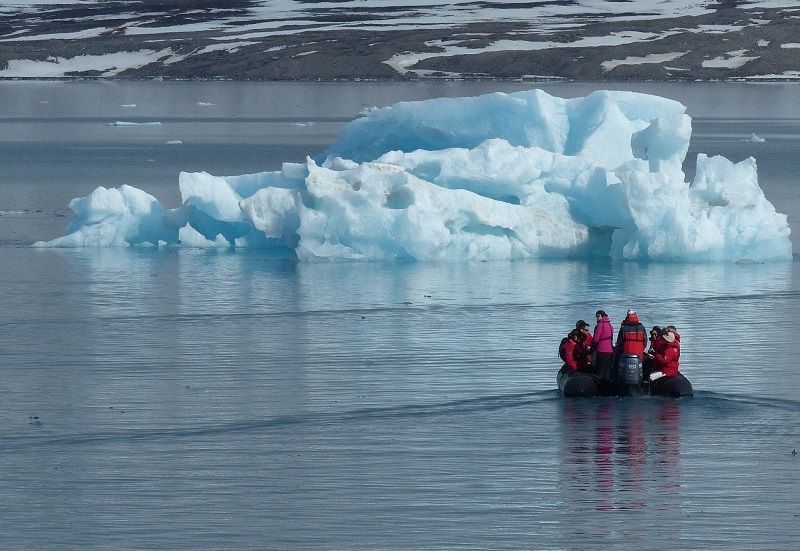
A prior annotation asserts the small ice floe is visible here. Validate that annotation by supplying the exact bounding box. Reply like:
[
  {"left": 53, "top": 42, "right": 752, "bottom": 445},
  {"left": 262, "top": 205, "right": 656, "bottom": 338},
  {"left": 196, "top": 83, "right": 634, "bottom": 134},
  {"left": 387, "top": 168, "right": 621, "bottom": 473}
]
[
  {"left": 290, "top": 121, "right": 314, "bottom": 127},
  {"left": 121, "top": 104, "right": 137, "bottom": 108},
  {"left": 109, "top": 121, "right": 162, "bottom": 126},
  {"left": 196, "top": 101, "right": 216, "bottom": 106},
  {"left": 166, "top": 140, "right": 183, "bottom": 145},
  {"left": 745, "top": 133, "right": 766, "bottom": 143},
  {"left": 28, "top": 416, "right": 42, "bottom": 427},
  {"left": 40, "top": 100, "right": 49, "bottom": 104}
]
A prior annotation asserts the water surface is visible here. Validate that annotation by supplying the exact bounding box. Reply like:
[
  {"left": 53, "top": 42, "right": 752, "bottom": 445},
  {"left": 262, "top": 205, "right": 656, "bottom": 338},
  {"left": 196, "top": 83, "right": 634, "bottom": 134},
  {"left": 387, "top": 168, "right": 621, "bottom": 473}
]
[{"left": 0, "top": 81, "right": 798, "bottom": 550}]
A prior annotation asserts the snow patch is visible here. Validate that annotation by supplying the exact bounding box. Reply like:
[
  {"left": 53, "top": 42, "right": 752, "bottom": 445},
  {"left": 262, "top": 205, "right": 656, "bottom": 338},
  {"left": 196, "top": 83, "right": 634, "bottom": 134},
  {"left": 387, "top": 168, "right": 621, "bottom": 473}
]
[
  {"left": 601, "top": 52, "right": 688, "bottom": 72},
  {"left": 0, "top": 49, "right": 176, "bottom": 77}
]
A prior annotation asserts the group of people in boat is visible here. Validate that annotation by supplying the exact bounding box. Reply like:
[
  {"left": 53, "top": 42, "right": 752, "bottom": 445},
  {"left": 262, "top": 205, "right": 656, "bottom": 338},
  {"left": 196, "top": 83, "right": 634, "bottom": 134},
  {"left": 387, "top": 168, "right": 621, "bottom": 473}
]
[{"left": 560, "top": 309, "right": 683, "bottom": 386}]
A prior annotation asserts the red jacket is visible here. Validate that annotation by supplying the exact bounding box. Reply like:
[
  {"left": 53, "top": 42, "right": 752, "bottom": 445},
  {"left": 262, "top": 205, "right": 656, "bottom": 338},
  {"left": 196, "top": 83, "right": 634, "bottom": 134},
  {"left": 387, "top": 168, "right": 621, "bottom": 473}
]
[
  {"left": 616, "top": 313, "right": 647, "bottom": 358},
  {"left": 654, "top": 340, "right": 681, "bottom": 377},
  {"left": 649, "top": 335, "right": 665, "bottom": 355},
  {"left": 575, "top": 337, "right": 592, "bottom": 371},
  {"left": 564, "top": 339, "right": 579, "bottom": 372}
]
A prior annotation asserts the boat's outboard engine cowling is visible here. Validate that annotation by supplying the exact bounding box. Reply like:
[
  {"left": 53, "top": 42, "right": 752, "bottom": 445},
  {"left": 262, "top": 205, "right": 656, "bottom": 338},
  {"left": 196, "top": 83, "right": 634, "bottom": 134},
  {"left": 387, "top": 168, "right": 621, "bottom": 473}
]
[{"left": 617, "top": 354, "right": 643, "bottom": 395}]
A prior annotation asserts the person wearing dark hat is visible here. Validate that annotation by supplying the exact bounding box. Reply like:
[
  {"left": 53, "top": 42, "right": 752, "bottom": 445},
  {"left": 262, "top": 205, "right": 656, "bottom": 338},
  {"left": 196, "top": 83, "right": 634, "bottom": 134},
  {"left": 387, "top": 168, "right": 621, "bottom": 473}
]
[
  {"left": 647, "top": 326, "right": 662, "bottom": 354},
  {"left": 644, "top": 325, "right": 663, "bottom": 377},
  {"left": 562, "top": 330, "right": 581, "bottom": 372},
  {"left": 575, "top": 320, "right": 593, "bottom": 371},
  {"left": 591, "top": 310, "right": 614, "bottom": 384}
]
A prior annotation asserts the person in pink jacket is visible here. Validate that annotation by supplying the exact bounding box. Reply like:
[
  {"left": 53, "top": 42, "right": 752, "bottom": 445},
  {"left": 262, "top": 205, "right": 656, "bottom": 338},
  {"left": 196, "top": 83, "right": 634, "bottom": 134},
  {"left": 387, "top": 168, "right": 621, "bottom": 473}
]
[{"left": 591, "top": 310, "right": 615, "bottom": 384}]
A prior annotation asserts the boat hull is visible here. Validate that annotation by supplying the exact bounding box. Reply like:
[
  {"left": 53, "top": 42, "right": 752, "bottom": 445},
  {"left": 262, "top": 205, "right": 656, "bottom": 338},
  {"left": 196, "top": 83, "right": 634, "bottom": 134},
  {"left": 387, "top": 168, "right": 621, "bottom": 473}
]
[{"left": 556, "top": 365, "right": 693, "bottom": 398}]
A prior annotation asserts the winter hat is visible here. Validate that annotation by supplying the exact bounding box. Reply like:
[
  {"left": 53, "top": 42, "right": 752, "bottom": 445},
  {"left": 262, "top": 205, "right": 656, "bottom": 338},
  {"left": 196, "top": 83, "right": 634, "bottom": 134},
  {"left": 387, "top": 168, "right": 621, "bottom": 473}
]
[
  {"left": 663, "top": 331, "right": 676, "bottom": 343},
  {"left": 627, "top": 309, "right": 637, "bottom": 316}
]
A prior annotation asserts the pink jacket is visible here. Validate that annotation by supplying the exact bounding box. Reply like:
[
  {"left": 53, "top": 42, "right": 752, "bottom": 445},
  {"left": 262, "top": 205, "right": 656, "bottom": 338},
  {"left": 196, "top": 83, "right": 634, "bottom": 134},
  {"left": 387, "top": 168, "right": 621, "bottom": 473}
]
[{"left": 591, "top": 316, "right": 614, "bottom": 354}]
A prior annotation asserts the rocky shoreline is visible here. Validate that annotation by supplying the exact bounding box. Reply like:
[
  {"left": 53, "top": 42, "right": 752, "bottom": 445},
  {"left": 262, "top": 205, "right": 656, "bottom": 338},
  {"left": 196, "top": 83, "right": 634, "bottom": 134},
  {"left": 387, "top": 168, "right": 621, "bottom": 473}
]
[{"left": 1, "top": 1, "right": 799, "bottom": 81}]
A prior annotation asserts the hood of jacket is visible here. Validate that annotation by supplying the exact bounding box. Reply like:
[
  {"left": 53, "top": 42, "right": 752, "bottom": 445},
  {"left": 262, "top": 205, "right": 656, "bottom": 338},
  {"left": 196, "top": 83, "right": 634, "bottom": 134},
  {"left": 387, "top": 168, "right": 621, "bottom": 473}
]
[{"left": 623, "top": 313, "right": 640, "bottom": 324}]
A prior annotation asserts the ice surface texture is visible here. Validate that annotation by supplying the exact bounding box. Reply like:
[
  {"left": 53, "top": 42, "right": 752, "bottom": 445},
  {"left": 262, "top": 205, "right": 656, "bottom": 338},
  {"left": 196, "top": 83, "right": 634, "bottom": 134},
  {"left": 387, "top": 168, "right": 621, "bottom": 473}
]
[{"left": 36, "top": 89, "right": 791, "bottom": 262}]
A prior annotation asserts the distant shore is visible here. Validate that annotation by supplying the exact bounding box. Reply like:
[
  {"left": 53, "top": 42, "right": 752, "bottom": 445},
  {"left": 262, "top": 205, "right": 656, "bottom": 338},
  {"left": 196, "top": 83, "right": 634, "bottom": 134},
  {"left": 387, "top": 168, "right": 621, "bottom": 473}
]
[
  {"left": 3, "top": 76, "right": 800, "bottom": 83},
  {"left": 1, "top": 2, "right": 799, "bottom": 81}
]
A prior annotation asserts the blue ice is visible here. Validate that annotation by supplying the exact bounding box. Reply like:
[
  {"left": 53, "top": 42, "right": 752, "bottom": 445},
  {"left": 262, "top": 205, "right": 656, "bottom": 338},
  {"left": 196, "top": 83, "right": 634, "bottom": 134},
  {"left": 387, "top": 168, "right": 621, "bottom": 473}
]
[{"left": 35, "top": 89, "right": 791, "bottom": 262}]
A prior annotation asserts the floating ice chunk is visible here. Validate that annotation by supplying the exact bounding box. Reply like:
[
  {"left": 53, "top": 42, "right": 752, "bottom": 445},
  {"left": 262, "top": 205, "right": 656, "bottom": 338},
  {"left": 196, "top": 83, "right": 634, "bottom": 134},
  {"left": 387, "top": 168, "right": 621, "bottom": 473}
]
[
  {"left": 33, "top": 185, "right": 175, "bottom": 247},
  {"left": 178, "top": 224, "right": 229, "bottom": 247},
  {"left": 745, "top": 133, "right": 766, "bottom": 143},
  {"left": 39, "top": 88, "right": 792, "bottom": 262},
  {"left": 166, "top": 140, "right": 182, "bottom": 145}
]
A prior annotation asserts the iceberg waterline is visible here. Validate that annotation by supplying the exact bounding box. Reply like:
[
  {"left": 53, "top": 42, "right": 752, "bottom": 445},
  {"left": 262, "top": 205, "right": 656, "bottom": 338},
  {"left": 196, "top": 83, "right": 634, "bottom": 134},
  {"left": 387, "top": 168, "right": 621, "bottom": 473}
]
[{"left": 35, "top": 89, "right": 791, "bottom": 262}]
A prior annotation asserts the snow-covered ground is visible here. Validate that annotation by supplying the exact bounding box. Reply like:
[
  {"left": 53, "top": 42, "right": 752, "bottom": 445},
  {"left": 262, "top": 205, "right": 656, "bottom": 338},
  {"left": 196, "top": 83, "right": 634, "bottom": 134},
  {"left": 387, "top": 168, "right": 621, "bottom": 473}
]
[{"left": 1, "top": 1, "right": 799, "bottom": 80}]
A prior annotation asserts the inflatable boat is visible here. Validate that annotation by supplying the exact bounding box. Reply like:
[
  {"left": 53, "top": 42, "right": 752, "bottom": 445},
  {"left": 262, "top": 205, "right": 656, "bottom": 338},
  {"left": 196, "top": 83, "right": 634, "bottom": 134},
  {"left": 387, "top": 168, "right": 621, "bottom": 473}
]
[{"left": 556, "top": 354, "right": 693, "bottom": 398}]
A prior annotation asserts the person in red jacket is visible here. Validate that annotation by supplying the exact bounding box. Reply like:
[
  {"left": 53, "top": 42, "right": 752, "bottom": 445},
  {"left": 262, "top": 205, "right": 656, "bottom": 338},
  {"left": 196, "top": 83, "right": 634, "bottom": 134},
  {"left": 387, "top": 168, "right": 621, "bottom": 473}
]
[
  {"left": 665, "top": 325, "right": 681, "bottom": 359},
  {"left": 652, "top": 329, "right": 681, "bottom": 378},
  {"left": 575, "top": 320, "right": 593, "bottom": 371},
  {"left": 616, "top": 309, "right": 648, "bottom": 360},
  {"left": 647, "top": 326, "right": 663, "bottom": 355},
  {"left": 562, "top": 330, "right": 581, "bottom": 372},
  {"left": 643, "top": 325, "right": 662, "bottom": 377}
]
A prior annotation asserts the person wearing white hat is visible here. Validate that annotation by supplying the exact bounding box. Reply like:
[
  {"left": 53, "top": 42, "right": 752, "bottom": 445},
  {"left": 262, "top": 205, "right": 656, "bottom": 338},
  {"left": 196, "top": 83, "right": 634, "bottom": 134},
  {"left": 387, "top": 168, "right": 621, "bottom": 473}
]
[
  {"left": 616, "top": 309, "right": 647, "bottom": 361},
  {"left": 650, "top": 327, "right": 682, "bottom": 381}
]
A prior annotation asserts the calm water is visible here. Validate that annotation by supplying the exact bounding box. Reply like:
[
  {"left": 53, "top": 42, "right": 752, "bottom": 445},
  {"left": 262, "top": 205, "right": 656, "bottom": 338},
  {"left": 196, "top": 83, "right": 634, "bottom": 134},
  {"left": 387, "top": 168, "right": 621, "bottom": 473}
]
[{"left": 1, "top": 81, "right": 799, "bottom": 550}]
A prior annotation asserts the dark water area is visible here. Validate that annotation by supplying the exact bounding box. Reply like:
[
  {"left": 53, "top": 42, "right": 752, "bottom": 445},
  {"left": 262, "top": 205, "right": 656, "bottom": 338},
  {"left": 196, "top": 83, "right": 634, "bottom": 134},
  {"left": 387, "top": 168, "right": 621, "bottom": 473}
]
[{"left": 0, "top": 81, "right": 799, "bottom": 549}]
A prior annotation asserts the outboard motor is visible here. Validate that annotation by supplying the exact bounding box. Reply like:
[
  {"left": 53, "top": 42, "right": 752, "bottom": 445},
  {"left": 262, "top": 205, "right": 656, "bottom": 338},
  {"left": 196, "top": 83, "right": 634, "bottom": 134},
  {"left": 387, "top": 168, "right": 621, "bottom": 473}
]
[{"left": 616, "top": 354, "right": 644, "bottom": 396}]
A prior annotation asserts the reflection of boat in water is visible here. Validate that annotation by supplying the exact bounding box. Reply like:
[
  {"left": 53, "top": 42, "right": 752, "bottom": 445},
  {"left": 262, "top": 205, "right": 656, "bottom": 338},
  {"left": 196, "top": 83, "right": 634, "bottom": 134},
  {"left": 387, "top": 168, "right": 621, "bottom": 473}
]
[
  {"left": 559, "top": 399, "right": 683, "bottom": 517},
  {"left": 557, "top": 354, "right": 693, "bottom": 398}
]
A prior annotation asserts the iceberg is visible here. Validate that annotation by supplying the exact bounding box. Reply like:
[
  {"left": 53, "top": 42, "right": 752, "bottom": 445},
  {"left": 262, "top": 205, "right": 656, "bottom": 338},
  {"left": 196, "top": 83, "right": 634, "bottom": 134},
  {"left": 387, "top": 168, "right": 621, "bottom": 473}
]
[{"left": 35, "top": 89, "right": 791, "bottom": 262}]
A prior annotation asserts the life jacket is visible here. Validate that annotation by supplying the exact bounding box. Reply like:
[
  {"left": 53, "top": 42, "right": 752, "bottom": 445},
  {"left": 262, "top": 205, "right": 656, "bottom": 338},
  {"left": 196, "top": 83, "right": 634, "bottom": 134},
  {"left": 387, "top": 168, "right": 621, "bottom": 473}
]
[{"left": 618, "top": 315, "right": 647, "bottom": 357}]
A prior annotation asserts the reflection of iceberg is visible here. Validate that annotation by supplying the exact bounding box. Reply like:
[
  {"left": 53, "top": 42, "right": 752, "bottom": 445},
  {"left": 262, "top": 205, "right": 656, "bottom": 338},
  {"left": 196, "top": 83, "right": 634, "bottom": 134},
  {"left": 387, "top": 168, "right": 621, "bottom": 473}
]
[{"left": 36, "top": 89, "right": 791, "bottom": 262}]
